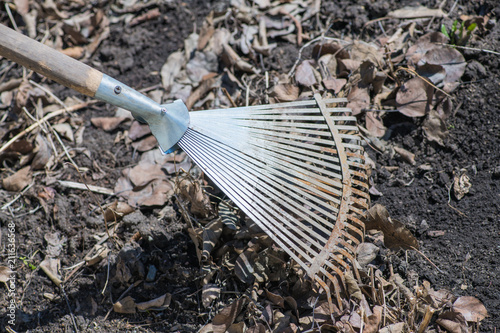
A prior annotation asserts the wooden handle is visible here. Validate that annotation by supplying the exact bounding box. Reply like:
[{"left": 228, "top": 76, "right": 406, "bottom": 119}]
[{"left": 0, "top": 24, "right": 102, "bottom": 97}]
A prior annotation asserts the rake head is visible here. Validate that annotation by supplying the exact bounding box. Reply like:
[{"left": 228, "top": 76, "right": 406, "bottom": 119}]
[{"left": 178, "top": 93, "right": 369, "bottom": 309}]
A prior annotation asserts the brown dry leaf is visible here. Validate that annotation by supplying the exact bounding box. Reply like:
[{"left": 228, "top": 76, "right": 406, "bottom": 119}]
[
  {"left": 104, "top": 201, "right": 134, "bottom": 222},
  {"left": 136, "top": 293, "right": 171, "bottom": 311},
  {"left": 265, "top": 289, "right": 285, "bottom": 308},
  {"left": 418, "top": 63, "right": 446, "bottom": 86},
  {"left": 356, "top": 242, "right": 379, "bottom": 267},
  {"left": 312, "top": 42, "right": 349, "bottom": 59},
  {"left": 32, "top": 134, "right": 52, "bottom": 170},
  {"left": 364, "top": 204, "right": 419, "bottom": 250},
  {"left": 345, "top": 271, "right": 362, "bottom": 300},
  {"left": 212, "top": 298, "right": 246, "bottom": 333},
  {"left": 2, "top": 166, "right": 32, "bottom": 191},
  {"left": 406, "top": 32, "right": 449, "bottom": 65},
  {"left": 323, "top": 78, "right": 346, "bottom": 94},
  {"left": 350, "top": 41, "right": 384, "bottom": 67},
  {"left": 234, "top": 249, "right": 256, "bottom": 284},
  {"left": 202, "top": 218, "right": 223, "bottom": 261},
  {"left": 91, "top": 116, "right": 128, "bottom": 131},
  {"left": 127, "top": 179, "right": 173, "bottom": 207},
  {"left": 388, "top": 6, "right": 446, "bottom": 19},
  {"left": 128, "top": 163, "right": 166, "bottom": 186},
  {"left": 364, "top": 305, "right": 382, "bottom": 333},
  {"left": 84, "top": 244, "right": 110, "bottom": 266},
  {"left": 0, "top": 266, "right": 13, "bottom": 283},
  {"left": 423, "top": 109, "right": 448, "bottom": 145},
  {"left": 222, "top": 43, "right": 259, "bottom": 74},
  {"left": 378, "top": 322, "right": 405, "bottom": 333},
  {"left": 52, "top": 123, "right": 74, "bottom": 142},
  {"left": 347, "top": 84, "right": 370, "bottom": 115},
  {"left": 178, "top": 179, "right": 212, "bottom": 217},
  {"left": 365, "top": 111, "right": 386, "bottom": 137},
  {"left": 396, "top": 77, "right": 429, "bottom": 117},
  {"left": 60, "top": 46, "right": 85, "bottom": 59},
  {"left": 129, "top": 8, "right": 161, "bottom": 27},
  {"left": 453, "top": 172, "right": 471, "bottom": 200},
  {"left": 113, "top": 296, "right": 136, "bottom": 314},
  {"left": 270, "top": 84, "right": 299, "bottom": 102},
  {"left": 202, "top": 283, "right": 220, "bottom": 308},
  {"left": 360, "top": 60, "right": 377, "bottom": 85},
  {"left": 128, "top": 121, "right": 152, "bottom": 140},
  {"left": 247, "top": 323, "right": 266, "bottom": 333},
  {"left": 419, "top": 47, "right": 466, "bottom": 87},
  {"left": 338, "top": 58, "right": 362, "bottom": 77},
  {"left": 161, "top": 51, "right": 185, "bottom": 91},
  {"left": 453, "top": 296, "right": 487, "bottom": 322},
  {"left": 131, "top": 135, "right": 158, "bottom": 152},
  {"left": 437, "top": 311, "right": 468, "bottom": 333},
  {"left": 295, "top": 60, "right": 317, "bottom": 87},
  {"left": 394, "top": 146, "right": 416, "bottom": 165}
]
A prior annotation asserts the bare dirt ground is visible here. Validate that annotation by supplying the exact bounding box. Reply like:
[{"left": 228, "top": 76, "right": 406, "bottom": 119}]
[{"left": 0, "top": 0, "right": 498, "bottom": 332}]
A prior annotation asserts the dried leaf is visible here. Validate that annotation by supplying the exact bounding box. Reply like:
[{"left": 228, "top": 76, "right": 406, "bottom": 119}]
[
  {"left": 265, "top": 289, "right": 285, "bottom": 308},
  {"left": 323, "top": 78, "right": 346, "bottom": 94},
  {"left": 365, "top": 111, "right": 386, "bottom": 137},
  {"left": 202, "top": 283, "right": 220, "bottom": 308},
  {"left": 179, "top": 179, "right": 212, "bottom": 217},
  {"left": 345, "top": 271, "right": 362, "bottom": 300},
  {"left": 247, "top": 323, "right": 266, "bottom": 333},
  {"left": 418, "top": 63, "right": 446, "bottom": 86},
  {"left": 453, "top": 172, "right": 471, "bottom": 200},
  {"left": 453, "top": 296, "right": 487, "bottom": 322},
  {"left": 356, "top": 242, "right": 379, "bottom": 267},
  {"left": 0, "top": 266, "right": 13, "bottom": 283},
  {"left": 347, "top": 85, "right": 370, "bottom": 115},
  {"left": 128, "top": 121, "right": 152, "bottom": 140},
  {"left": 113, "top": 296, "right": 136, "bottom": 314},
  {"left": 84, "top": 244, "right": 110, "bottom": 266},
  {"left": 127, "top": 179, "right": 173, "bottom": 207},
  {"left": 40, "top": 257, "right": 62, "bottom": 286},
  {"left": 212, "top": 298, "right": 245, "bottom": 333},
  {"left": 235, "top": 250, "right": 256, "bottom": 284},
  {"left": 364, "top": 306, "right": 382, "bottom": 333},
  {"left": 394, "top": 146, "right": 416, "bottom": 165},
  {"left": 136, "top": 293, "right": 171, "bottom": 311},
  {"left": 364, "top": 204, "right": 419, "bottom": 250},
  {"left": 161, "top": 51, "right": 185, "bottom": 91},
  {"left": 219, "top": 201, "right": 238, "bottom": 230},
  {"left": 131, "top": 135, "right": 158, "bottom": 152},
  {"left": 350, "top": 41, "right": 384, "bottom": 66},
  {"left": 91, "top": 117, "right": 128, "bottom": 131},
  {"left": 419, "top": 47, "right": 466, "bottom": 86},
  {"left": 406, "top": 32, "right": 449, "bottom": 65},
  {"left": 423, "top": 109, "right": 448, "bottom": 145},
  {"left": 52, "top": 123, "right": 74, "bottom": 142},
  {"left": 202, "top": 218, "right": 223, "bottom": 261},
  {"left": 396, "top": 77, "right": 429, "bottom": 117},
  {"left": 295, "top": 60, "right": 317, "bottom": 87},
  {"left": 388, "top": 6, "right": 446, "bottom": 19},
  {"left": 2, "top": 166, "right": 32, "bottom": 191},
  {"left": 378, "top": 322, "right": 405, "bottom": 333},
  {"left": 437, "top": 311, "right": 468, "bottom": 333},
  {"left": 270, "top": 84, "right": 299, "bottom": 102},
  {"left": 338, "top": 58, "right": 362, "bottom": 77},
  {"left": 32, "top": 134, "right": 52, "bottom": 170},
  {"left": 127, "top": 162, "right": 166, "bottom": 186},
  {"left": 104, "top": 201, "right": 134, "bottom": 222}
]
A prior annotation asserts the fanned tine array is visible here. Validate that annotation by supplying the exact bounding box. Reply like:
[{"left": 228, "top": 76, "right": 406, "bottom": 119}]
[{"left": 178, "top": 94, "right": 369, "bottom": 309}]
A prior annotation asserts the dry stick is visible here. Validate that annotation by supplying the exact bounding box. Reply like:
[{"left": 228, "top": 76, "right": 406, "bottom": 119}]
[
  {"left": 0, "top": 101, "right": 95, "bottom": 154},
  {"left": 437, "top": 43, "right": 500, "bottom": 56},
  {"left": 409, "top": 245, "right": 444, "bottom": 274},
  {"left": 397, "top": 67, "right": 452, "bottom": 98},
  {"left": 60, "top": 285, "right": 80, "bottom": 333}
]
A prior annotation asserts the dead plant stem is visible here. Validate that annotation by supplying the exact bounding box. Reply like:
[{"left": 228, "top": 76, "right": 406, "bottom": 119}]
[
  {"left": 409, "top": 245, "right": 444, "bottom": 274},
  {"left": 0, "top": 101, "right": 94, "bottom": 154}
]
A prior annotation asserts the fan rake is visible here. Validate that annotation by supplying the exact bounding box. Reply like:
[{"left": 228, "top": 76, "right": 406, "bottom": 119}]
[{"left": 179, "top": 93, "right": 369, "bottom": 310}]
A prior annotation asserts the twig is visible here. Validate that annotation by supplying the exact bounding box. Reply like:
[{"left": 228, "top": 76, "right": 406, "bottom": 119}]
[
  {"left": 1, "top": 182, "right": 34, "bottom": 210},
  {"left": 288, "top": 36, "right": 351, "bottom": 77},
  {"left": 58, "top": 180, "right": 114, "bottom": 195},
  {"left": 437, "top": 43, "right": 500, "bottom": 56},
  {"left": 397, "top": 67, "right": 452, "bottom": 98},
  {"left": 61, "top": 285, "right": 80, "bottom": 333},
  {"left": 409, "top": 245, "right": 444, "bottom": 274},
  {"left": 4, "top": 3, "right": 19, "bottom": 32},
  {"left": 29, "top": 79, "right": 70, "bottom": 113},
  {"left": 0, "top": 101, "right": 95, "bottom": 154}
]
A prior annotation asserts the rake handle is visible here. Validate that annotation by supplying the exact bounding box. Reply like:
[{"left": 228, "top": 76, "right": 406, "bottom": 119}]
[{"left": 0, "top": 24, "right": 103, "bottom": 97}]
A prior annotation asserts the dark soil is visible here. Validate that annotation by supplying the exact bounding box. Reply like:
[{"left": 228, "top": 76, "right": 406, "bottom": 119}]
[{"left": 0, "top": 0, "right": 498, "bottom": 332}]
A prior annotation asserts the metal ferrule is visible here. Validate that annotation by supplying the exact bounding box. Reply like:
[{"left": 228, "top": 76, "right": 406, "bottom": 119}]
[{"left": 95, "top": 74, "right": 189, "bottom": 153}]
